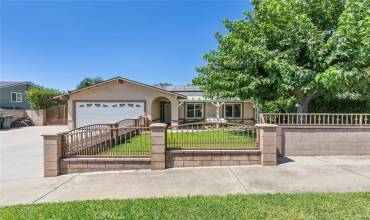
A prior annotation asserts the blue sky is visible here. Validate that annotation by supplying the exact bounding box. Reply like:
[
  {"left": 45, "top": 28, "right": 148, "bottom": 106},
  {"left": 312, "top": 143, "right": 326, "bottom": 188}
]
[{"left": 1, "top": 0, "right": 252, "bottom": 91}]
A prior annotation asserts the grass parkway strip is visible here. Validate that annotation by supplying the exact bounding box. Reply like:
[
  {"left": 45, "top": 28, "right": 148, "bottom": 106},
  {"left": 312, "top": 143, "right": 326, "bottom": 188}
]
[{"left": 1, "top": 192, "right": 369, "bottom": 219}]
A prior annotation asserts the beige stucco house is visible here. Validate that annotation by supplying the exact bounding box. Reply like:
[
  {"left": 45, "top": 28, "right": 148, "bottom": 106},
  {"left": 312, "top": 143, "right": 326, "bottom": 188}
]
[{"left": 57, "top": 77, "right": 256, "bottom": 130}]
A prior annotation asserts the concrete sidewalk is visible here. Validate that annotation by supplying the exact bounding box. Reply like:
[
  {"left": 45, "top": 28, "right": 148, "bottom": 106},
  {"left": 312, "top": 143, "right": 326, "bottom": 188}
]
[{"left": 1, "top": 156, "right": 370, "bottom": 206}]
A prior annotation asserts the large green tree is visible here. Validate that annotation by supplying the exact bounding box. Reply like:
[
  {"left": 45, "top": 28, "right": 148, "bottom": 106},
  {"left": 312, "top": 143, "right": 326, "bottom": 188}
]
[
  {"left": 76, "top": 77, "right": 104, "bottom": 89},
  {"left": 194, "top": 0, "right": 369, "bottom": 112}
]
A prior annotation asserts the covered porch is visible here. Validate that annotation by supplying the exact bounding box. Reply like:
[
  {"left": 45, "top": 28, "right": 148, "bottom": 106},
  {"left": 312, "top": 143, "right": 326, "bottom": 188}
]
[
  {"left": 177, "top": 99, "right": 256, "bottom": 125},
  {"left": 150, "top": 96, "right": 180, "bottom": 126}
]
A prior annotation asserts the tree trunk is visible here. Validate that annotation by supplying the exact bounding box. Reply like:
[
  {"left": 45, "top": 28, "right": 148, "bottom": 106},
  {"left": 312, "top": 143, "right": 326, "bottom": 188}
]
[
  {"left": 297, "top": 99, "right": 309, "bottom": 113},
  {"left": 295, "top": 96, "right": 311, "bottom": 124}
]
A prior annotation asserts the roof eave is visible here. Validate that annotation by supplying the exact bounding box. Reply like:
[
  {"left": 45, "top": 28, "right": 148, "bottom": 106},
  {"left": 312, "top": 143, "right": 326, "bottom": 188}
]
[
  {"left": 54, "top": 94, "right": 69, "bottom": 100},
  {"left": 59, "top": 76, "right": 187, "bottom": 99},
  {"left": 0, "top": 82, "right": 37, "bottom": 89}
]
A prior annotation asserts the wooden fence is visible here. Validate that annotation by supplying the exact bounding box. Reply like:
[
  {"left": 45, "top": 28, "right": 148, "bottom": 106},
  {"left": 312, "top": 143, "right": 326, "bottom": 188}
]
[{"left": 46, "top": 105, "right": 67, "bottom": 125}]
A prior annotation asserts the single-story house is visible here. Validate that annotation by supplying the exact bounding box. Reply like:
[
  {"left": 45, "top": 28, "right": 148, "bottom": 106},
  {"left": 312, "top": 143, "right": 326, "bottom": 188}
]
[
  {"left": 57, "top": 77, "right": 256, "bottom": 129},
  {"left": 0, "top": 81, "right": 36, "bottom": 109}
]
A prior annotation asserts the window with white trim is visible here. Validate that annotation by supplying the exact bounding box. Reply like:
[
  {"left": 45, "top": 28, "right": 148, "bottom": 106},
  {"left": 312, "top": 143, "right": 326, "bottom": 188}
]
[
  {"left": 186, "top": 103, "right": 203, "bottom": 119},
  {"left": 11, "top": 92, "right": 22, "bottom": 102},
  {"left": 224, "top": 103, "right": 241, "bottom": 118}
]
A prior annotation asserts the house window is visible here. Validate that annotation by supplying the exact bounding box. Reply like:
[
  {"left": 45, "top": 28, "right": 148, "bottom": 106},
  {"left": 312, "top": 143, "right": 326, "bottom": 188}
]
[
  {"left": 186, "top": 103, "right": 203, "bottom": 119},
  {"left": 224, "top": 103, "right": 241, "bottom": 118},
  {"left": 11, "top": 92, "right": 22, "bottom": 102}
]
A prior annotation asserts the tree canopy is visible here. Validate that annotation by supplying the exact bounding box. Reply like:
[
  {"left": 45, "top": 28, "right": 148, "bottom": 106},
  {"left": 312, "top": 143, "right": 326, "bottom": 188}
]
[
  {"left": 26, "top": 87, "right": 62, "bottom": 110},
  {"left": 76, "top": 77, "right": 104, "bottom": 89},
  {"left": 193, "top": 0, "right": 369, "bottom": 112}
]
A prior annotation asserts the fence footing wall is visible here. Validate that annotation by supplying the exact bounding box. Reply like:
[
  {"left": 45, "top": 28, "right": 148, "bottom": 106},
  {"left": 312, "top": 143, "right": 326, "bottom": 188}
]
[
  {"left": 166, "top": 149, "right": 261, "bottom": 168},
  {"left": 60, "top": 158, "right": 151, "bottom": 174}
]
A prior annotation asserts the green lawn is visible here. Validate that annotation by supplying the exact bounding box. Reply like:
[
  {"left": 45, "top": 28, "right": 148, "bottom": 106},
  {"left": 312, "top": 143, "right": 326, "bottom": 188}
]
[
  {"left": 167, "top": 130, "right": 256, "bottom": 148},
  {"left": 100, "top": 130, "right": 257, "bottom": 157},
  {"left": 1, "top": 193, "right": 369, "bottom": 219},
  {"left": 99, "top": 132, "right": 151, "bottom": 157}
]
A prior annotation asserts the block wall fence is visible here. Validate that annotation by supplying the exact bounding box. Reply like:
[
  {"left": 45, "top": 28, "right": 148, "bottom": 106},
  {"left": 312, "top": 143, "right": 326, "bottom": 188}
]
[
  {"left": 277, "top": 126, "right": 370, "bottom": 156},
  {"left": 0, "top": 109, "right": 46, "bottom": 126},
  {"left": 43, "top": 123, "right": 370, "bottom": 176}
]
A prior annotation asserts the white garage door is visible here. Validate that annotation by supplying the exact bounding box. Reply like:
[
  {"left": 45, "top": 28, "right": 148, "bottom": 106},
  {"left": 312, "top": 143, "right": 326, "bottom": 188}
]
[{"left": 76, "top": 101, "right": 145, "bottom": 128}]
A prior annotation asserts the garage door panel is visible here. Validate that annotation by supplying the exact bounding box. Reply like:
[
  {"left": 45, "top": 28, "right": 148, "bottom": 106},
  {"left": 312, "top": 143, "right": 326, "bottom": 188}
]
[{"left": 76, "top": 102, "right": 144, "bottom": 128}]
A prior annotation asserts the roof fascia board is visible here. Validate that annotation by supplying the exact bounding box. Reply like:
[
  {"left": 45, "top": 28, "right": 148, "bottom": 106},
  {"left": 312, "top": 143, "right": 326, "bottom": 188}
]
[
  {"left": 64, "top": 77, "right": 187, "bottom": 99},
  {"left": 0, "top": 82, "right": 36, "bottom": 89},
  {"left": 183, "top": 99, "right": 255, "bottom": 103}
]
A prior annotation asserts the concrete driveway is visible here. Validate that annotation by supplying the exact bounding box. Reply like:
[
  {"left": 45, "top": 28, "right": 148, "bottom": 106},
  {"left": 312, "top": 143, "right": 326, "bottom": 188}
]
[
  {"left": 0, "top": 126, "right": 68, "bottom": 180},
  {"left": 1, "top": 156, "right": 370, "bottom": 206}
]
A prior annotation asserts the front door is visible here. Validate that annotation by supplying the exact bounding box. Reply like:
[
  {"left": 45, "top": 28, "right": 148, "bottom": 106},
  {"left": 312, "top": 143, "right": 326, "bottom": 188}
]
[{"left": 161, "top": 102, "right": 171, "bottom": 124}]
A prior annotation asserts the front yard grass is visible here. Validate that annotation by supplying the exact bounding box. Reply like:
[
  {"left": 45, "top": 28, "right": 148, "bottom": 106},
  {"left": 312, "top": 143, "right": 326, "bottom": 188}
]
[
  {"left": 99, "top": 132, "right": 151, "bottom": 157},
  {"left": 1, "top": 192, "right": 369, "bottom": 219},
  {"left": 100, "top": 130, "right": 257, "bottom": 156}
]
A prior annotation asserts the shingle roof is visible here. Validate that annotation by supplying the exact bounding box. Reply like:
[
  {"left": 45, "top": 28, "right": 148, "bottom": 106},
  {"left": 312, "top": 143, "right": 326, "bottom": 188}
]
[{"left": 0, "top": 81, "right": 35, "bottom": 88}]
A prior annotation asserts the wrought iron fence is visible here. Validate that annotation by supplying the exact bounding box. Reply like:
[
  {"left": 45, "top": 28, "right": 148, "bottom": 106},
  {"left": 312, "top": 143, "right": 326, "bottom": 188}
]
[
  {"left": 116, "top": 116, "right": 149, "bottom": 128},
  {"left": 62, "top": 127, "right": 150, "bottom": 157},
  {"left": 167, "top": 122, "right": 258, "bottom": 150},
  {"left": 61, "top": 116, "right": 151, "bottom": 157},
  {"left": 260, "top": 113, "right": 370, "bottom": 126}
]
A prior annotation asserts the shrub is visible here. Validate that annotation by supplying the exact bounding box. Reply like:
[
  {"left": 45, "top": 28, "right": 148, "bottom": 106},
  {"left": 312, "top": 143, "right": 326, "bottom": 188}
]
[
  {"left": 26, "top": 87, "right": 63, "bottom": 110},
  {"left": 309, "top": 95, "right": 370, "bottom": 113}
]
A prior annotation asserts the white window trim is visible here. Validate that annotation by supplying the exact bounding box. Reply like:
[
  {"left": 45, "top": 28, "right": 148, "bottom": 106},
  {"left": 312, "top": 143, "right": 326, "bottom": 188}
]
[
  {"left": 185, "top": 103, "right": 204, "bottom": 119},
  {"left": 11, "top": 92, "right": 22, "bottom": 103},
  {"left": 224, "top": 103, "right": 242, "bottom": 119}
]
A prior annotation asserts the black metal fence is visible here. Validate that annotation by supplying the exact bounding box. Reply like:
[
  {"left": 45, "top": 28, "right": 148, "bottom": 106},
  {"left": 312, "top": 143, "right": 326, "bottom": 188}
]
[
  {"left": 61, "top": 116, "right": 150, "bottom": 158},
  {"left": 62, "top": 127, "right": 150, "bottom": 157},
  {"left": 167, "top": 122, "right": 258, "bottom": 150}
]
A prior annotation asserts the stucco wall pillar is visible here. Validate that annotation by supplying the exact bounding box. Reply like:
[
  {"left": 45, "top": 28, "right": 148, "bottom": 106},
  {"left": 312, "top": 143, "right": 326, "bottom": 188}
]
[
  {"left": 147, "top": 99, "right": 153, "bottom": 121},
  {"left": 256, "top": 124, "right": 277, "bottom": 166},
  {"left": 43, "top": 133, "right": 63, "bottom": 176},
  {"left": 150, "top": 123, "right": 167, "bottom": 170},
  {"left": 67, "top": 100, "right": 74, "bottom": 130},
  {"left": 170, "top": 99, "right": 178, "bottom": 127},
  {"left": 276, "top": 127, "right": 283, "bottom": 156}
]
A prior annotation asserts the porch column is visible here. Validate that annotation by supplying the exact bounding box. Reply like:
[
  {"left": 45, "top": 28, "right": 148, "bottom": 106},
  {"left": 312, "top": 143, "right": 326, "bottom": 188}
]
[{"left": 170, "top": 99, "right": 178, "bottom": 127}]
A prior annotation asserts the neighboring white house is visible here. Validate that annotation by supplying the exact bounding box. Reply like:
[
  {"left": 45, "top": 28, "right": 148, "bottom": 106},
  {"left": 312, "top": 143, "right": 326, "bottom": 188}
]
[{"left": 57, "top": 77, "right": 256, "bottom": 129}]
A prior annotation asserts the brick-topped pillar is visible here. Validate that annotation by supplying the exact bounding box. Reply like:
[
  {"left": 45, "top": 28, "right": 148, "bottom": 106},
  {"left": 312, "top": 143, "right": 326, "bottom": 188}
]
[
  {"left": 150, "top": 123, "right": 167, "bottom": 170},
  {"left": 43, "top": 133, "right": 63, "bottom": 177},
  {"left": 256, "top": 124, "right": 277, "bottom": 166}
]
